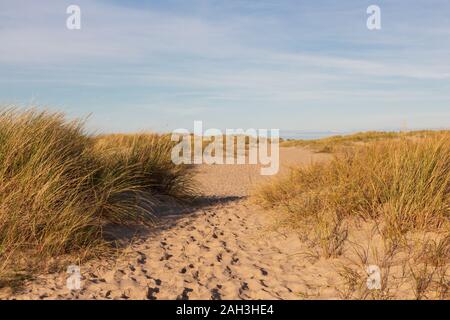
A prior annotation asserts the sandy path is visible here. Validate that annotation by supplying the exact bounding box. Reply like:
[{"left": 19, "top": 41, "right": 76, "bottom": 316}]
[{"left": 9, "top": 148, "right": 337, "bottom": 300}]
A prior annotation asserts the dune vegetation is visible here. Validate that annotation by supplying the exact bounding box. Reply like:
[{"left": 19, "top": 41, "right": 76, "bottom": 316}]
[
  {"left": 258, "top": 133, "right": 450, "bottom": 234},
  {"left": 0, "top": 108, "right": 195, "bottom": 283},
  {"left": 256, "top": 132, "right": 449, "bottom": 298},
  {"left": 280, "top": 130, "right": 449, "bottom": 153}
]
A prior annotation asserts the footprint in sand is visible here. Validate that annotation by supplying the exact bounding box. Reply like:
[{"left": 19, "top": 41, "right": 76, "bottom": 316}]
[
  {"left": 160, "top": 252, "right": 173, "bottom": 261},
  {"left": 136, "top": 252, "right": 147, "bottom": 264},
  {"left": 210, "top": 288, "right": 221, "bottom": 300},
  {"left": 10, "top": 149, "right": 345, "bottom": 300},
  {"left": 176, "top": 287, "right": 194, "bottom": 300},
  {"left": 231, "top": 256, "right": 240, "bottom": 265},
  {"left": 146, "top": 287, "right": 160, "bottom": 300}
]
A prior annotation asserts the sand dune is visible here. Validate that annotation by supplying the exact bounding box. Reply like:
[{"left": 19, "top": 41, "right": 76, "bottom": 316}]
[
  {"left": 7, "top": 146, "right": 442, "bottom": 300},
  {"left": 4, "top": 148, "right": 342, "bottom": 300}
]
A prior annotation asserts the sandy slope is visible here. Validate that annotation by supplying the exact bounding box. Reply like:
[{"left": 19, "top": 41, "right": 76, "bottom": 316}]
[{"left": 8, "top": 148, "right": 345, "bottom": 300}]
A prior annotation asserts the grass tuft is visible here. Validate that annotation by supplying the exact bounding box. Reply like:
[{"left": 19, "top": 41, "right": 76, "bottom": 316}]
[
  {"left": 255, "top": 133, "right": 450, "bottom": 247},
  {"left": 281, "top": 130, "right": 449, "bottom": 153},
  {"left": 0, "top": 108, "right": 194, "bottom": 281}
]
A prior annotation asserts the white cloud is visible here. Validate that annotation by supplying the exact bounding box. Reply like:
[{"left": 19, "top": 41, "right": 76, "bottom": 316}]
[{"left": 0, "top": 0, "right": 449, "bottom": 131}]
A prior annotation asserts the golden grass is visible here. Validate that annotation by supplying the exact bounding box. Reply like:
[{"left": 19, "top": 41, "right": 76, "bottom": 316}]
[
  {"left": 256, "top": 133, "right": 450, "bottom": 246},
  {"left": 0, "top": 108, "right": 194, "bottom": 282},
  {"left": 335, "top": 232, "right": 449, "bottom": 300},
  {"left": 280, "top": 130, "right": 449, "bottom": 153},
  {"left": 256, "top": 133, "right": 449, "bottom": 298},
  {"left": 94, "top": 133, "right": 195, "bottom": 200}
]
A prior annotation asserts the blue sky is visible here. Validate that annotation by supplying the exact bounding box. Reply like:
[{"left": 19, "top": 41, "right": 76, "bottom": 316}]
[{"left": 0, "top": 0, "right": 449, "bottom": 133}]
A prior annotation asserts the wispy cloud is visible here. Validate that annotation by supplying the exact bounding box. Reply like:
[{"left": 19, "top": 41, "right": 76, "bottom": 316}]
[{"left": 0, "top": 0, "right": 449, "bottom": 132}]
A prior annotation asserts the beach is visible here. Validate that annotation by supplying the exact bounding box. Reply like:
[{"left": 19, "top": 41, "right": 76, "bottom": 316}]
[{"left": 6, "top": 148, "right": 335, "bottom": 300}]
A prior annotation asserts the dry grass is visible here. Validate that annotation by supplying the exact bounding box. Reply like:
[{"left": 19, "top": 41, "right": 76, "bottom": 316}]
[
  {"left": 255, "top": 133, "right": 449, "bottom": 298},
  {"left": 94, "top": 133, "right": 195, "bottom": 200},
  {"left": 281, "top": 130, "right": 449, "bottom": 153},
  {"left": 256, "top": 134, "right": 449, "bottom": 239},
  {"left": 0, "top": 108, "right": 194, "bottom": 283},
  {"left": 408, "top": 235, "right": 450, "bottom": 299},
  {"left": 332, "top": 226, "right": 449, "bottom": 300}
]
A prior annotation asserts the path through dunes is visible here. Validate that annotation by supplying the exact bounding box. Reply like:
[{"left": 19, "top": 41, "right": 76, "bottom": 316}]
[{"left": 8, "top": 148, "right": 336, "bottom": 300}]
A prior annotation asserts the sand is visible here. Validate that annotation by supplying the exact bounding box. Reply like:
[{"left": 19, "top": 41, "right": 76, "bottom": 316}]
[{"left": 3, "top": 148, "right": 425, "bottom": 300}]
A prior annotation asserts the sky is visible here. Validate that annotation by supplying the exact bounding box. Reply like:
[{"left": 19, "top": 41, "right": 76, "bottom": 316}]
[{"left": 0, "top": 0, "right": 449, "bottom": 134}]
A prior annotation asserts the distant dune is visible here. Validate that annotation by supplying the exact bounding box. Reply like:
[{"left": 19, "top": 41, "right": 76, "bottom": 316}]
[{"left": 1, "top": 110, "right": 448, "bottom": 300}]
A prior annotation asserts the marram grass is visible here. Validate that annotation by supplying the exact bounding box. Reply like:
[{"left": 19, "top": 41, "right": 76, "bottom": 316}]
[
  {"left": 256, "top": 133, "right": 450, "bottom": 246},
  {"left": 0, "top": 108, "right": 194, "bottom": 280}
]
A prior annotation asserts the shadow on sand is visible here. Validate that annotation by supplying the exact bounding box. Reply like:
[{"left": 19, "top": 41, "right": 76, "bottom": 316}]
[{"left": 103, "top": 195, "right": 244, "bottom": 248}]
